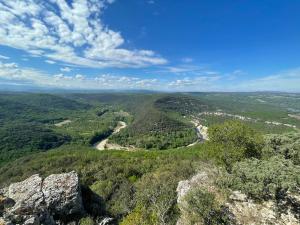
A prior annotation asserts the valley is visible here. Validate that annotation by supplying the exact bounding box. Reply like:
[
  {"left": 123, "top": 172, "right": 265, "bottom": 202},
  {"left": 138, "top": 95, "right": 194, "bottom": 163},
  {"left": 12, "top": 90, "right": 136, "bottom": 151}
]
[{"left": 0, "top": 92, "right": 300, "bottom": 225}]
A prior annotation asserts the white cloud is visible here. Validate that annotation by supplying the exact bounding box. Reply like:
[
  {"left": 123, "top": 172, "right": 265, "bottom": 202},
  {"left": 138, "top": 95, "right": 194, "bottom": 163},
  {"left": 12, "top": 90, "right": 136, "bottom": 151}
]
[
  {"left": 167, "top": 76, "right": 221, "bottom": 91},
  {"left": 75, "top": 74, "right": 85, "bottom": 80},
  {"left": 0, "top": 61, "right": 54, "bottom": 85},
  {"left": 60, "top": 67, "right": 72, "bottom": 72},
  {"left": 0, "top": 60, "right": 161, "bottom": 89},
  {"left": 158, "top": 64, "right": 219, "bottom": 77},
  {"left": 232, "top": 68, "right": 300, "bottom": 92},
  {"left": 0, "top": 0, "right": 167, "bottom": 68},
  {"left": 45, "top": 60, "right": 56, "bottom": 64},
  {"left": 0, "top": 54, "right": 9, "bottom": 60},
  {"left": 1, "top": 58, "right": 299, "bottom": 92}
]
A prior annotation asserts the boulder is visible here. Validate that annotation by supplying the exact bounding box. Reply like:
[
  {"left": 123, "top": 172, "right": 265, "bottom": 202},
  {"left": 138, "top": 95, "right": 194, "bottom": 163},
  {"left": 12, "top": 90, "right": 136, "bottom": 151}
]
[
  {"left": 42, "top": 171, "right": 84, "bottom": 217},
  {"left": 0, "top": 171, "right": 84, "bottom": 225},
  {"left": 8, "top": 175, "right": 44, "bottom": 216}
]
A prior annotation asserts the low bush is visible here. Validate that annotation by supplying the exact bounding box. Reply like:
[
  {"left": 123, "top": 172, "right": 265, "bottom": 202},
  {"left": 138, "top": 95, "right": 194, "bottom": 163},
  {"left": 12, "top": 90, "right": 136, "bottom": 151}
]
[
  {"left": 222, "top": 156, "right": 300, "bottom": 200},
  {"left": 263, "top": 133, "right": 300, "bottom": 165},
  {"left": 184, "top": 188, "right": 231, "bottom": 225}
]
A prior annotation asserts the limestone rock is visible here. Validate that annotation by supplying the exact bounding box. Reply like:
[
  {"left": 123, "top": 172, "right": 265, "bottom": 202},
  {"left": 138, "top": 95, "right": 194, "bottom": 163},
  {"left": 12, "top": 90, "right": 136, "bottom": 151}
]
[
  {"left": 226, "top": 197, "right": 299, "bottom": 225},
  {"left": 176, "top": 171, "right": 300, "bottom": 225},
  {"left": 229, "top": 191, "right": 247, "bottom": 202},
  {"left": 42, "top": 171, "right": 84, "bottom": 217},
  {"left": 176, "top": 170, "right": 219, "bottom": 225},
  {"left": 23, "top": 215, "right": 40, "bottom": 225},
  {"left": 8, "top": 174, "right": 44, "bottom": 216},
  {"left": 0, "top": 171, "right": 85, "bottom": 225},
  {"left": 99, "top": 217, "right": 113, "bottom": 225},
  {"left": 176, "top": 171, "right": 214, "bottom": 207}
]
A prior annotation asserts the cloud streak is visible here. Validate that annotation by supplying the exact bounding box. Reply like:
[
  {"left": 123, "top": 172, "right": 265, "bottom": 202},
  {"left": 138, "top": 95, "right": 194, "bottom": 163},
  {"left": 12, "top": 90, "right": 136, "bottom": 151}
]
[
  {"left": 0, "top": 54, "right": 9, "bottom": 60},
  {"left": 0, "top": 0, "right": 167, "bottom": 68},
  {"left": 0, "top": 60, "right": 162, "bottom": 89},
  {"left": 1, "top": 58, "right": 299, "bottom": 92}
]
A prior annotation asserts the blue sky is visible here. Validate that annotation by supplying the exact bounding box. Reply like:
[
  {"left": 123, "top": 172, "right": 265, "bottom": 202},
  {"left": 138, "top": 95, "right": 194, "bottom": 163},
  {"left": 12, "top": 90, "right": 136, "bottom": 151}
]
[{"left": 0, "top": 0, "right": 299, "bottom": 91}]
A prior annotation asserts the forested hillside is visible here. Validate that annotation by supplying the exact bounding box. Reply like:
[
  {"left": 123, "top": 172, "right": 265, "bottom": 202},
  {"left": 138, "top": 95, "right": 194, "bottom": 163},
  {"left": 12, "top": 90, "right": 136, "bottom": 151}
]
[
  {"left": 0, "top": 92, "right": 299, "bottom": 166},
  {"left": 1, "top": 121, "right": 299, "bottom": 224}
]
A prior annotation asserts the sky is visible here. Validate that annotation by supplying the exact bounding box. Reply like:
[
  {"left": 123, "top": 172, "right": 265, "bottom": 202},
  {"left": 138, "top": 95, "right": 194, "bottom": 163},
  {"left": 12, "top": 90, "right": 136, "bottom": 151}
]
[{"left": 0, "top": 0, "right": 299, "bottom": 92}]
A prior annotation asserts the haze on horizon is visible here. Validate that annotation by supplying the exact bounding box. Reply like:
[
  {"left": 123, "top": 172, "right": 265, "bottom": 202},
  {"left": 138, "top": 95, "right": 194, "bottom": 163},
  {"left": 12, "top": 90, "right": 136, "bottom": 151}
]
[{"left": 0, "top": 0, "right": 299, "bottom": 92}]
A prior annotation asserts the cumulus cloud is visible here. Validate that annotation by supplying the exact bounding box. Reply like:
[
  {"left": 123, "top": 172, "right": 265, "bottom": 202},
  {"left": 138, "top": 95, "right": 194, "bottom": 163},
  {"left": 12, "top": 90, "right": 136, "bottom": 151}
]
[
  {"left": 0, "top": 60, "right": 161, "bottom": 89},
  {"left": 0, "top": 61, "right": 53, "bottom": 85},
  {"left": 0, "top": 0, "right": 167, "bottom": 68}
]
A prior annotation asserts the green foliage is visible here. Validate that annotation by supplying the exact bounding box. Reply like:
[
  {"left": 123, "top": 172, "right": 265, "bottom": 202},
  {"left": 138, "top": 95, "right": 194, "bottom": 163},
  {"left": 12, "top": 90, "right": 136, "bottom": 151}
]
[
  {"left": 154, "top": 95, "right": 210, "bottom": 115},
  {"left": 79, "top": 217, "right": 94, "bottom": 225},
  {"left": 223, "top": 156, "right": 300, "bottom": 200},
  {"left": 1, "top": 92, "right": 300, "bottom": 224},
  {"left": 0, "top": 124, "right": 70, "bottom": 165},
  {"left": 111, "top": 100, "right": 198, "bottom": 150},
  {"left": 135, "top": 171, "right": 179, "bottom": 224},
  {"left": 89, "top": 129, "right": 113, "bottom": 145},
  {"left": 184, "top": 189, "right": 231, "bottom": 225},
  {"left": 208, "top": 120, "right": 263, "bottom": 169},
  {"left": 120, "top": 205, "right": 157, "bottom": 225},
  {"left": 262, "top": 132, "right": 300, "bottom": 165},
  {"left": 0, "top": 145, "right": 212, "bottom": 222}
]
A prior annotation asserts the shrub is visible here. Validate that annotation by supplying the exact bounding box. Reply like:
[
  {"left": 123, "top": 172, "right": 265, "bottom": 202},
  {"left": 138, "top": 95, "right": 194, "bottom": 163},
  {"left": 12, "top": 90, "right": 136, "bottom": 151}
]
[
  {"left": 135, "top": 171, "right": 179, "bottom": 225},
  {"left": 208, "top": 120, "right": 263, "bottom": 169},
  {"left": 223, "top": 156, "right": 300, "bottom": 200},
  {"left": 120, "top": 205, "right": 156, "bottom": 225},
  {"left": 184, "top": 188, "right": 231, "bottom": 225},
  {"left": 79, "top": 217, "right": 94, "bottom": 225},
  {"left": 263, "top": 133, "right": 300, "bottom": 165}
]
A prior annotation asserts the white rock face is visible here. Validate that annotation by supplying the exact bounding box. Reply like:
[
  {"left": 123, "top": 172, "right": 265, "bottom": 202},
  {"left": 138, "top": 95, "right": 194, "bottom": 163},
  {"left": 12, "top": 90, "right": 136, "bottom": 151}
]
[
  {"left": 176, "top": 172, "right": 210, "bottom": 206},
  {"left": 8, "top": 174, "right": 44, "bottom": 215},
  {"left": 226, "top": 194, "right": 300, "bottom": 225},
  {"left": 176, "top": 171, "right": 218, "bottom": 225},
  {"left": 42, "top": 171, "right": 83, "bottom": 216},
  {"left": 1, "top": 171, "right": 84, "bottom": 225},
  {"left": 99, "top": 217, "right": 114, "bottom": 225},
  {"left": 23, "top": 215, "right": 40, "bottom": 225}
]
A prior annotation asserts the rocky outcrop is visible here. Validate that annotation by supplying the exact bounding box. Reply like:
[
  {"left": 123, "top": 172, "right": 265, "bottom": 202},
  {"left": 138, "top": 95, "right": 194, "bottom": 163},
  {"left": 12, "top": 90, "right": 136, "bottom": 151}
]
[
  {"left": 0, "top": 171, "right": 84, "bottom": 225},
  {"left": 226, "top": 191, "right": 300, "bottom": 225},
  {"left": 177, "top": 171, "right": 214, "bottom": 209},
  {"left": 176, "top": 169, "right": 223, "bottom": 225},
  {"left": 43, "top": 172, "right": 83, "bottom": 218},
  {"left": 176, "top": 172, "right": 300, "bottom": 225}
]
